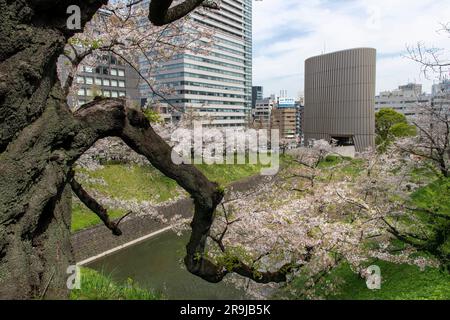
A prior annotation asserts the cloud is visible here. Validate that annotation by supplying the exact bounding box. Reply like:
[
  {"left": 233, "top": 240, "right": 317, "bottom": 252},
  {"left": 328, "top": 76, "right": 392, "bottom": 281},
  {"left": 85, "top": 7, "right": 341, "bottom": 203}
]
[{"left": 253, "top": 0, "right": 450, "bottom": 98}]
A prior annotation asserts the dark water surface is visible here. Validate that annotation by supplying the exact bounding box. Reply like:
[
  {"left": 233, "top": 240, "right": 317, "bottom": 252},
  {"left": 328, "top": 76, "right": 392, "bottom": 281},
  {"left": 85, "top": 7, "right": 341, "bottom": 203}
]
[{"left": 87, "top": 230, "right": 246, "bottom": 300}]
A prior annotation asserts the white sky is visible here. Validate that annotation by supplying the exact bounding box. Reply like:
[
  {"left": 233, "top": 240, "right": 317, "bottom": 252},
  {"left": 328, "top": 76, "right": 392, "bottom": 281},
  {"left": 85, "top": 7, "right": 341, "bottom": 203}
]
[{"left": 252, "top": 0, "right": 450, "bottom": 98}]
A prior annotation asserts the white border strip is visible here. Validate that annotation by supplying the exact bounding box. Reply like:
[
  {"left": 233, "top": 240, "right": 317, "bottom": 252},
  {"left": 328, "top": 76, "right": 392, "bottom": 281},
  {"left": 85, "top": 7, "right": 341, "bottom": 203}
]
[{"left": 76, "top": 226, "right": 173, "bottom": 266}]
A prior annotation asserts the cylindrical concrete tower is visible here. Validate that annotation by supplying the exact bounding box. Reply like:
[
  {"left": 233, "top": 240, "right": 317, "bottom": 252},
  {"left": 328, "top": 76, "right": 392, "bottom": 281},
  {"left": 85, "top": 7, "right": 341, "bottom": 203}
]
[{"left": 303, "top": 48, "right": 376, "bottom": 151}]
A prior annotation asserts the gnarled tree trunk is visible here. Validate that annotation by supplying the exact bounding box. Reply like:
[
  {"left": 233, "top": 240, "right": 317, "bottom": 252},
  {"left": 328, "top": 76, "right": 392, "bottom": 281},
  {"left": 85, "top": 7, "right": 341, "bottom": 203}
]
[
  {"left": 0, "top": 0, "right": 300, "bottom": 299},
  {"left": 0, "top": 0, "right": 111, "bottom": 298}
]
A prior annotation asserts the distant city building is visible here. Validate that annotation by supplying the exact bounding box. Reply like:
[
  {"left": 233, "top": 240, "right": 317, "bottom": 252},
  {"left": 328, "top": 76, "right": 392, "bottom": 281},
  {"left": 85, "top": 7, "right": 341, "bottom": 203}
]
[
  {"left": 252, "top": 86, "right": 263, "bottom": 108},
  {"left": 432, "top": 79, "right": 450, "bottom": 96},
  {"left": 432, "top": 80, "right": 450, "bottom": 112},
  {"left": 67, "top": 54, "right": 140, "bottom": 108},
  {"left": 251, "top": 92, "right": 303, "bottom": 142},
  {"left": 271, "top": 107, "right": 297, "bottom": 140},
  {"left": 270, "top": 96, "right": 298, "bottom": 141},
  {"left": 139, "top": 0, "right": 253, "bottom": 128},
  {"left": 253, "top": 97, "right": 275, "bottom": 129},
  {"left": 304, "top": 48, "right": 377, "bottom": 152},
  {"left": 375, "top": 83, "right": 431, "bottom": 117},
  {"left": 296, "top": 100, "right": 304, "bottom": 139}
]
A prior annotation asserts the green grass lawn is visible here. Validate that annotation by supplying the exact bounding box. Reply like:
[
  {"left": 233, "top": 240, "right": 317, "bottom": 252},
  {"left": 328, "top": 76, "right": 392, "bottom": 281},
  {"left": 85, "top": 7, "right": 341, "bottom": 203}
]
[
  {"left": 317, "top": 155, "right": 366, "bottom": 180},
  {"left": 72, "top": 164, "right": 185, "bottom": 232},
  {"left": 70, "top": 267, "right": 163, "bottom": 300},
  {"left": 196, "top": 161, "right": 268, "bottom": 186},
  {"left": 283, "top": 261, "right": 450, "bottom": 300},
  {"left": 78, "top": 164, "right": 183, "bottom": 203},
  {"left": 410, "top": 177, "right": 450, "bottom": 215},
  {"left": 325, "top": 261, "right": 450, "bottom": 300}
]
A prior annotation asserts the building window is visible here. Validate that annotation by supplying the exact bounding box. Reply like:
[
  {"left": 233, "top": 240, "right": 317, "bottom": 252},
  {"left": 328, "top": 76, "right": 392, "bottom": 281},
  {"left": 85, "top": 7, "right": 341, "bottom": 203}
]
[
  {"left": 111, "top": 91, "right": 118, "bottom": 98},
  {"left": 76, "top": 76, "right": 84, "bottom": 84},
  {"left": 119, "top": 91, "right": 126, "bottom": 97},
  {"left": 103, "top": 90, "right": 111, "bottom": 97},
  {"left": 110, "top": 68, "right": 118, "bottom": 76},
  {"left": 111, "top": 79, "right": 118, "bottom": 87},
  {"left": 77, "top": 88, "right": 85, "bottom": 96},
  {"left": 103, "top": 79, "right": 110, "bottom": 86},
  {"left": 84, "top": 66, "right": 93, "bottom": 73},
  {"left": 86, "top": 89, "right": 93, "bottom": 96},
  {"left": 85, "top": 77, "right": 93, "bottom": 85},
  {"left": 95, "top": 78, "right": 102, "bottom": 85},
  {"left": 118, "top": 69, "right": 125, "bottom": 77},
  {"left": 118, "top": 80, "right": 125, "bottom": 88}
]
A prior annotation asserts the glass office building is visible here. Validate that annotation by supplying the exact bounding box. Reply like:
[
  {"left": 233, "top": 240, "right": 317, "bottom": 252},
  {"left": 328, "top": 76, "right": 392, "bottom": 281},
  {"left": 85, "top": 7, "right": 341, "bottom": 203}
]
[{"left": 139, "top": 0, "right": 252, "bottom": 128}]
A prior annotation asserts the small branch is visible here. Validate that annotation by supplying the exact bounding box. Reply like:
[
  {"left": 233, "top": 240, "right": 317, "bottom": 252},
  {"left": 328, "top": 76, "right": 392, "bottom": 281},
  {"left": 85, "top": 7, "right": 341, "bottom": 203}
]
[
  {"left": 380, "top": 217, "right": 428, "bottom": 247},
  {"left": 293, "top": 159, "right": 315, "bottom": 170},
  {"left": 292, "top": 188, "right": 308, "bottom": 193},
  {"left": 69, "top": 172, "right": 127, "bottom": 236}
]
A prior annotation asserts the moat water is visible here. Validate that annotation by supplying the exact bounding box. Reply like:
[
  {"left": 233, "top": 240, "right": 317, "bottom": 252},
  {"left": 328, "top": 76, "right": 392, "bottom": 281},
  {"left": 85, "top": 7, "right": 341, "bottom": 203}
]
[{"left": 87, "top": 230, "right": 246, "bottom": 300}]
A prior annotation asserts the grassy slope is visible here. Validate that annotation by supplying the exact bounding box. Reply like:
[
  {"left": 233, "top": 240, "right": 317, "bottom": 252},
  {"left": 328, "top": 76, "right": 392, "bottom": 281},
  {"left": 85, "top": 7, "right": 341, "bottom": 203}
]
[
  {"left": 325, "top": 261, "right": 450, "bottom": 300},
  {"left": 71, "top": 203, "right": 126, "bottom": 233},
  {"left": 78, "top": 164, "right": 182, "bottom": 203},
  {"left": 72, "top": 161, "right": 270, "bottom": 232},
  {"left": 196, "top": 161, "right": 267, "bottom": 186},
  {"left": 70, "top": 268, "right": 163, "bottom": 300}
]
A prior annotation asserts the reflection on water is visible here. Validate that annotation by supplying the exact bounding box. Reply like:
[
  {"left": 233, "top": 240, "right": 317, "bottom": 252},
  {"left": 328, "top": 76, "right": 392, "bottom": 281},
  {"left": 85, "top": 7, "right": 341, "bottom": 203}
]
[{"left": 87, "top": 230, "right": 246, "bottom": 300}]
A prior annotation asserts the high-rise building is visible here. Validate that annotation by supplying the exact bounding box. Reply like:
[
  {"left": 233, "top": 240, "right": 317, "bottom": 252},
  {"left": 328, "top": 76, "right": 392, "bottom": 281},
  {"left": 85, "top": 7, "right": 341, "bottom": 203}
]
[
  {"left": 304, "top": 48, "right": 377, "bottom": 152},
  {"left": 375, "top": 83, "right": 431, "bottom": 117},
  {"left": 252, "top": 86, "right": 263, "bottom": 108},
  {"left": 140, "top": 0, "right": 252, "bottom": 128}
]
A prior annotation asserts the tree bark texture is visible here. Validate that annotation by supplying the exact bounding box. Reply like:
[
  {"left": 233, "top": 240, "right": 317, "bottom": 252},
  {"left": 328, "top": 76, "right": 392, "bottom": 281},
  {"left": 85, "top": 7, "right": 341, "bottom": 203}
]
[{"left": 0, "top": 0, "right": 297, "bottom": 299}]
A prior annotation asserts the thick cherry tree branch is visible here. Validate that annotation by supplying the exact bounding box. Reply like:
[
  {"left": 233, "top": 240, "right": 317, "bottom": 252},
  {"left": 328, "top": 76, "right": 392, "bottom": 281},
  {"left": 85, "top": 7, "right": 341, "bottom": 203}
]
[{"left": 149, "top": 0, "right": 219, "bottom": 26}]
